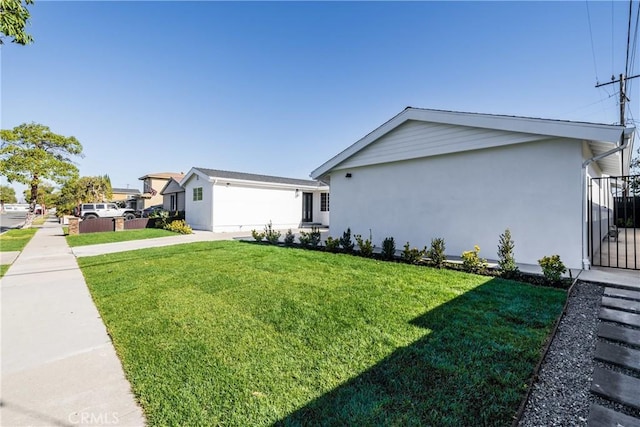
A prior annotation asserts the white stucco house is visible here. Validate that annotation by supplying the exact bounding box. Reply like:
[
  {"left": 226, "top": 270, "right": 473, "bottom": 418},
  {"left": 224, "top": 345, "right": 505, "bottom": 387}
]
[
  {"left": 182, "top": 167, "right": 330, "bottom": 232},
  {"left": 311, "top": 107, "right": 635, "bottom": 269}
]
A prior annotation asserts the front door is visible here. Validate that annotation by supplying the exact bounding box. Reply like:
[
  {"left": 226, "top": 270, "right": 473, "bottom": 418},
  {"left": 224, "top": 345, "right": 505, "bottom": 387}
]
[{"left": 302, "top": 192, "right": 313, "bottom": 222}]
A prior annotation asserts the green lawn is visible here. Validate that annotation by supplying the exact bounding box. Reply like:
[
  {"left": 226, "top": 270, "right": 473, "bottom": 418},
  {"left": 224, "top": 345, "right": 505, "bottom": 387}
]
[
  {"left": 79, "top": 241, "right": 566, "bottom": 426},
  {"left": 32, "top": 215, "right": 47, "bottom": 225},
  {"left": 0, "top": 264, "right": 10, "bottom": 278},
  {"left": 0, "top": 228, "right": 38, "bottom": 252},
  {"left": 66, "top": 228, "right": 177, "bottom": 247}
]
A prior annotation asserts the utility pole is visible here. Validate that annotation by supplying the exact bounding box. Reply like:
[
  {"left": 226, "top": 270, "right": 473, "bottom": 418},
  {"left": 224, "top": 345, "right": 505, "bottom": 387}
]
[
  {"left": 596, "top": 73, "right": 639, "bottom": 125},
  {"left": 595, "top": 73, "right": 639, "bottom": 181},
  {"left": 619, "top": 74, "right": 625, "bottom": 126}
]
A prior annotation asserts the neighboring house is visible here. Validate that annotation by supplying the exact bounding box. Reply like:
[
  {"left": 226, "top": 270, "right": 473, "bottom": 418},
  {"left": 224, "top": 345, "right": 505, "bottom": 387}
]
[
  {"left": 311, "top": 107, "right": 635, "bottom": 269},
  {"left": 160, "top": 178, "right": 185, "bottom": 212},
  {"left": 135, "top": 172, "right": 185, "bottom": 211},
  {"left": 111, "top": 187, "right": 141, "bottom": 209},
  {"left": 182, "top": 167, "right": 329, "bottom": 232}
]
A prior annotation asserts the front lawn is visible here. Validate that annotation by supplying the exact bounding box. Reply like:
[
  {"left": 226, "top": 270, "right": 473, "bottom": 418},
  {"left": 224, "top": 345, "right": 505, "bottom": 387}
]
[
  {"left": 79, "top": 241, "right": 566, "bottom": 426},
  {"left": 32, "top": 215, "right": 47, "bottom": 225},
  {"left": 0, "top": 264, "right": 10, "bottom": 278},
  {"left": 0, "top": 228, "right": 38, "bottom": 252},
  {"left": 66, "top": 228, "right": 177, "bottom": 247}
]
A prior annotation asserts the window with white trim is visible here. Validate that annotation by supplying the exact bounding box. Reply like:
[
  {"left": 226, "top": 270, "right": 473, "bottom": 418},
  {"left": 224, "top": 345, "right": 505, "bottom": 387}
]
[
  {"left": 320, "top": 193, "right": 329, "bottom": 212},
  {"left": 193, "top": 187, "right": 203, "bottom": 201}
]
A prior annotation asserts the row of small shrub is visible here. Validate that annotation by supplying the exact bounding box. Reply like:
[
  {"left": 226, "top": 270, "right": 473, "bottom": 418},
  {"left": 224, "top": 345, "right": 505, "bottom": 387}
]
[
  {"left": 150, "top": 210, "right": 192, "bottom": 234},
  {"left": 251, "top": 223, "right": 568, "bottom": 286}
]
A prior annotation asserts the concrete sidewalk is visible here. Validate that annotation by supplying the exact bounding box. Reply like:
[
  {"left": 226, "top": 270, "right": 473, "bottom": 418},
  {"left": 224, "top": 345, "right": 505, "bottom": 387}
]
[
  {"left": 1, "top": 220, "right": 145, "bottom": 426},
  {"left": 70, "top": 229, "right": 252, "bottom": 258}
]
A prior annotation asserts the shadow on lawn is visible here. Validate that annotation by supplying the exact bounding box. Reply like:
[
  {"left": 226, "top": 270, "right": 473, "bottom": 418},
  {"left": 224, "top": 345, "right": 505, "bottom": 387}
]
[{"left": 275, "top": 278, "right": 562, "bottom": 426}]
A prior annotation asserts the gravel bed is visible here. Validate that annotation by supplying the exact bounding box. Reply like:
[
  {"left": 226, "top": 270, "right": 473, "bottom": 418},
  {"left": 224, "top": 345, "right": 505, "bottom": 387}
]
[{"left": 518, "top": 281, "right": 602, "bottom": 427}]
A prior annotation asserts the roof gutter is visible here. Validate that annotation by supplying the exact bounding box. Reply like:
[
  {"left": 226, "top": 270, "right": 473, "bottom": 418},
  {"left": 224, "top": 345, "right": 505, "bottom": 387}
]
[{"left": 581, "top": 128, "right": 634, "bottom": 269}]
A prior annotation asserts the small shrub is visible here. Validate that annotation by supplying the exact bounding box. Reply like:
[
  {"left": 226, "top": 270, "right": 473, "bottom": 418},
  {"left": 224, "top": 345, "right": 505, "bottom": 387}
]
[
  {"left": 401, "top": 242, "right": 426, "bottom": 264},
  {"left": 617, "top": 218, "right": 625, "bottom": 227},
  {"left": 381, "top": 237, "right": 396, "bottom": 260},
  {"left": 461, "top": 245, "right": 488, "bottom": 274},
  {"left": 153, "top": 210, "right": 170, "bottom": 229},
  {"left": 626, "top": 217, "right": 634, "bottom": 227},
  {"left": 340, "top": 228, "right": 355, "bottom": 253},
  {"left": 164, "top": 219, "right": 192, "bottom": 235},
  {"left": 427, "top": 237, "right": 446, "bottom": 268},
  {"left": 325, "top": 236, "right": 341, "bottom": 252},
  {"left": 538, "top": 255, "right": 566, "bottom": 283},
  {"left": 251, "top": 229, "right": 265, "bottom": 242},
  {"left": 299, "top": 227, "right": 321, "bottom": 247},
  {"left": 298, "top": 232, "right": 310, "bottom": 247},
  {"left": 497, "top": 229, "right": 519, "bottom": 277},
  {"left": 354, "top": 233, "right": 374, "bottom": 257},
  {"left": 264, "top": 221, "right": 281, "bottom": 244},
  {"left": 284, "top": 229, "right": 295, "bottom": 246},
  {"left": 309, "top": 226, "right": 321, "bottom": 247}
]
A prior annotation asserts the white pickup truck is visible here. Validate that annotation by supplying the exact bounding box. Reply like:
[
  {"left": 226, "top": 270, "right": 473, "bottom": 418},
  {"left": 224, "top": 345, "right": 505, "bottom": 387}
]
[{"left": 76, "top": 203, "right": 136, "bottom": 220}]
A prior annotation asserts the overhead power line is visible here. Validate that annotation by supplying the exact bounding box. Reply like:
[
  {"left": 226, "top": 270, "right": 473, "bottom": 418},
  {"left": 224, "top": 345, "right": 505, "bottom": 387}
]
[
  {"left": 585, "top": 0, "right": 600, "bottom": 82},
  {"left": 625, "top": 0, "right": 634, "bottom": 76}
]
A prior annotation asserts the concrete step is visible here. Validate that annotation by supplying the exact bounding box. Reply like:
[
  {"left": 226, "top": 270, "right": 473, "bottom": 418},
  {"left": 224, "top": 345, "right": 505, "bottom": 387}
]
[
  {"left": 598, "top": 323, "right": 640, "bottom": 348},
  {"left": 600, "top": 308, "right": 640, "bottom": 328},
  {"left": 605, "top": 287, "right": 640, "bottom": 302},
  {"left": 591, "top": 367, "right": 640, "bottom": 410},
  {"left": 602, "top": 296, "right": 640, "bottom": 313},
  {"left": 595, "top": 341, "right": 640, "bottom": 372},
  {"left": 588, "top": 403, "right": 640, "bottom": 427}
]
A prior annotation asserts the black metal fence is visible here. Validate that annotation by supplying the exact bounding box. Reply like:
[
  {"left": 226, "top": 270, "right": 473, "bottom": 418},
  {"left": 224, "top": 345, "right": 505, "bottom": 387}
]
[{"left": 588, "top": 175, "right": 639, "bottom": 270}]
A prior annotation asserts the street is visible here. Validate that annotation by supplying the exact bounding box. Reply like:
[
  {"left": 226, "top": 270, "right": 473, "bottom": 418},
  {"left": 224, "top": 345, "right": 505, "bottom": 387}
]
[{"left": 0, "top": 212, "right": 27, "bottom": 233}]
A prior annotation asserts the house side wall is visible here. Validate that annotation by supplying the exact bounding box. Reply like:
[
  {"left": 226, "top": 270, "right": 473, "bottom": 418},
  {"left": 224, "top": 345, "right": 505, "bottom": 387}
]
[
  {"left": 328, "top": 138, "right": 584, "bottom": 268},
  {"left": 178, "top": 191, "right": 185, "bottom": 212},
  {"left": 140, "top": 177, "right": 169, "bottom": 208},
  {"left": 184, "top": 177, "right": 213, "bottom": 231},
  {"left": 211, "top": 184, "right": 306, "bottom": 232},
  {"left": 162, "top": 191, "right": 186, "bottom": 212},
  {"left": 111, "top": 191, "right": 139, "bottom": 202},
  {"left": 336, "top": 120, "right": 544, "bottom": 170}
]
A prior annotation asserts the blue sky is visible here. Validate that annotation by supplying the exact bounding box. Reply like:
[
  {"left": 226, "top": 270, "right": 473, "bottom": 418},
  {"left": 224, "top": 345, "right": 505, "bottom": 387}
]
[{"left": 2, "top": 1, "right": 638, "bottom": 198}]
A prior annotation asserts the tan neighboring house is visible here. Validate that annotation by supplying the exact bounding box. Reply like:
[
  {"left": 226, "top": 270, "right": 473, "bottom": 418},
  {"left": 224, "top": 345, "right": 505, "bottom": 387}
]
[
  {"left": 135, "top": 172, "right": 185, "bottom": 210},
  {"left": 111, "top": 187, "right": 141, "bottom": 209}
]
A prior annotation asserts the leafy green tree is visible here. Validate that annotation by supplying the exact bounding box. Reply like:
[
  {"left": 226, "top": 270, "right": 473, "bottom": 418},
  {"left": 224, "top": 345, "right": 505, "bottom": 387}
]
[
  {"left": 73, "top": 175, "right": 112, "bottom": 203},
  {"left": 0, "top": 123, "right": 83, "bottom": 220},
  {"left": 23, "top": 182, "right": 56, "bottom": 210},
  {"left": 56, "top": 175, "right": 113, "bottom": 215},
  {"left": 55, "top": 178, "right": 79, "bottom": 215},
  {"left": 0, "top": 185, "right": 17, "bottom": 203},
  {"left": 0, "top": 0, "right": 34, "bottom": 45}
]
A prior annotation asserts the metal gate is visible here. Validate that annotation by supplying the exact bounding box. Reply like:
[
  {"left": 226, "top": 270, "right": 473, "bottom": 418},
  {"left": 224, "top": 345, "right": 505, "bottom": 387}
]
[{"left": 588, "top": 175, "right": 639, "bottom": 270}]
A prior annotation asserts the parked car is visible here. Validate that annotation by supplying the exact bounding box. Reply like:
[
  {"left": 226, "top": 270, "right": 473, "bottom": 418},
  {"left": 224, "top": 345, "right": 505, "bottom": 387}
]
[
  {"left": 137, "top": 204, "right": 164, "bottom": 218},
  {"left": 75, "top": 203, "right": 136, "bottom": 220}
]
